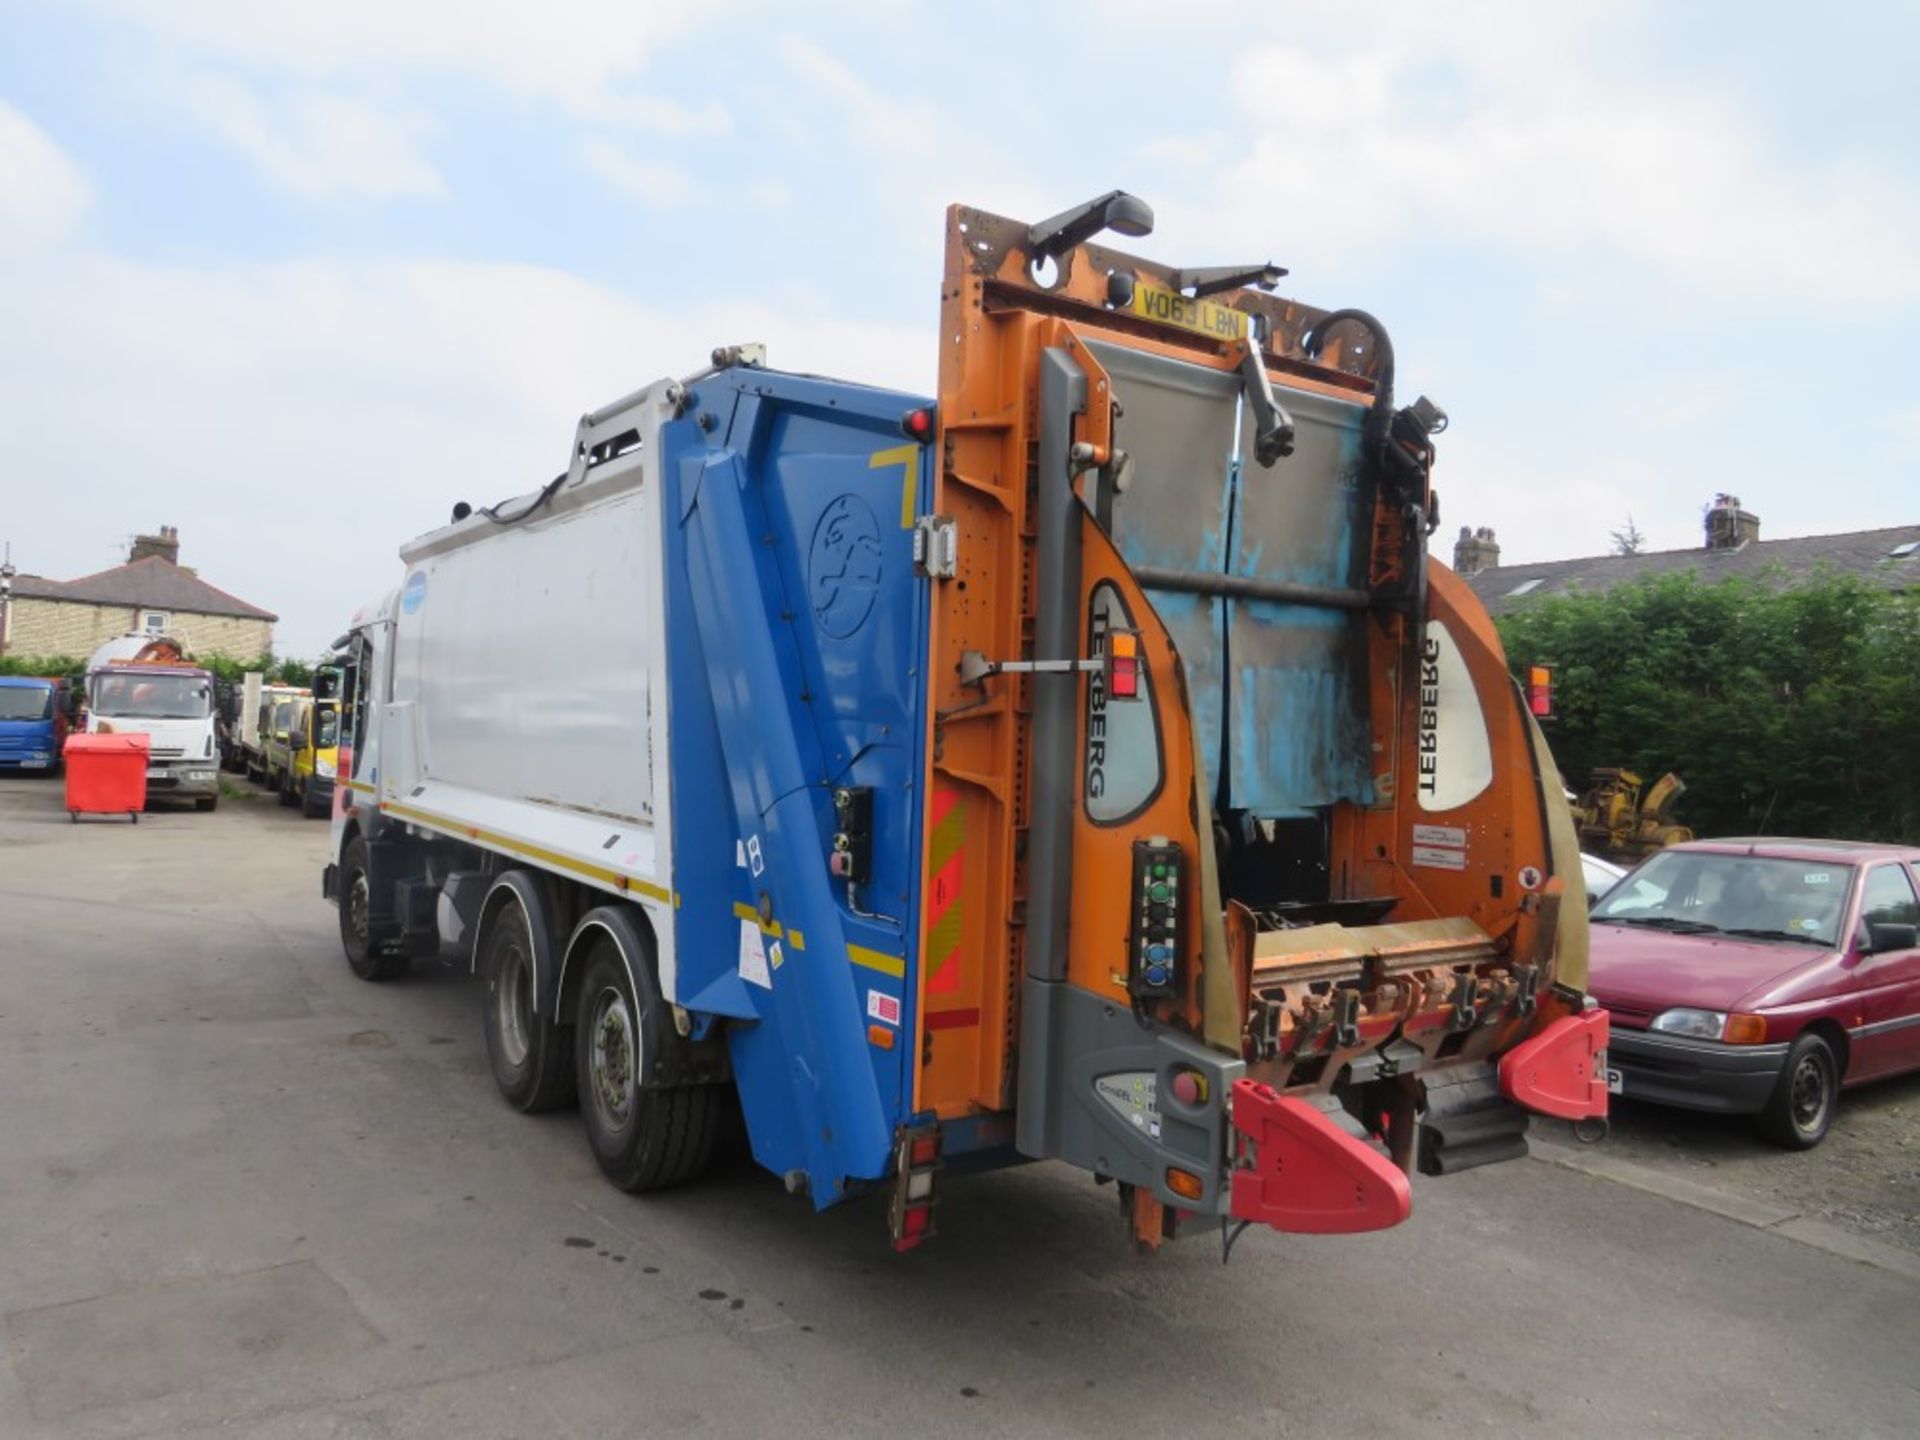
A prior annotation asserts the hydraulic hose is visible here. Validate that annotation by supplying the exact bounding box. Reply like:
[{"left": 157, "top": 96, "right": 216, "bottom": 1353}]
[{"left": 1301, "top": 308, "right": 1396, "bottom": 456}]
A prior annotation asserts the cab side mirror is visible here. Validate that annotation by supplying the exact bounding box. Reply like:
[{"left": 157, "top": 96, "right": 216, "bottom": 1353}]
[{"left": 1867, "top": 922, "right": 1918, "bottom": 954}]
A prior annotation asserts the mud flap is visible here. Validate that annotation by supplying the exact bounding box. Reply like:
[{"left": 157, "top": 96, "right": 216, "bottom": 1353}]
[
  {"left": 1499, "top": 1009, "right": 1610, "bottom": 1121},
  {"left": 1229, "top": 1081, "right": 1412, "bottom": 1234}
]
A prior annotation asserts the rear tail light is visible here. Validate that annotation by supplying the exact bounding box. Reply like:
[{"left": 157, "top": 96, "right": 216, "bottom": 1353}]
[
  {"left": 1104, "top": 630, "right": 1141, "bottom": 701},
  {"left": 1527, "top": 665, "right": 1553, "bottom": 718},
  {"left": 889, "top": 1125, "right": 942, "bottom": 1252},
  {"left": 1165, "top": 1167, "right": 1204, "bottom": 1202}
]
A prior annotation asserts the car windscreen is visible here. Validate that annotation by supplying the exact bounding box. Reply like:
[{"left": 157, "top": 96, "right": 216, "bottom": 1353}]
[
  {"left": 90, "top": 674, "right": 212, "bottom": 720},
  {"left": 0, "top": 686, "right": 53, "bottom": 721},
  {"left": 1591, "top": 850, "right": 1853, "bottom": 946}
]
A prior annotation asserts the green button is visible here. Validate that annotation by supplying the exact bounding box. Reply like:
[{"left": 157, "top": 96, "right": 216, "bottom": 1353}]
[
  {"left": 1148, "top": 882, "right": 1171, "bottom": 903},
  {"left": 1152, "top": 864, "right": 1167, "bottom": 878}
]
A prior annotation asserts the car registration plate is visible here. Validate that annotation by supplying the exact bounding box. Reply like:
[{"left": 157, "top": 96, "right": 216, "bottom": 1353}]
[{"left": 1130, "top": 281, "right": 1248, "bottom": 342}]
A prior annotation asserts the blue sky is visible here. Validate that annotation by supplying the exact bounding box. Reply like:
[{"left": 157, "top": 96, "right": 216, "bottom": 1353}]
[{"left": 3, "top": 1, "right": 1916, "bottom": 657}]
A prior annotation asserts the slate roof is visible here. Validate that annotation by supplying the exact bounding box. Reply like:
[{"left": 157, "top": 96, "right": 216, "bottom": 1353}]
[
  {"left": 1464, "top": 523, "right": 1920, "bottom": 616},
  {"left": 11, "top": 556, "right": 277, "bottom": 622}
]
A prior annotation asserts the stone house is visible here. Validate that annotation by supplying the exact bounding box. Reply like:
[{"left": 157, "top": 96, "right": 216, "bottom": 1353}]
[{"left": 0, "top": 527, "right": 276, "bottom": 661}]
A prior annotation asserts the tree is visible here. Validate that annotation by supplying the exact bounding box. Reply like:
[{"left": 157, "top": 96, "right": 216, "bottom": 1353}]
[
  {"left": 1609, "top": 515, "right": 1647, "bottom": 556},
  {"left": 1498, "top": 570, "right": 1920, "bottom": 843}
]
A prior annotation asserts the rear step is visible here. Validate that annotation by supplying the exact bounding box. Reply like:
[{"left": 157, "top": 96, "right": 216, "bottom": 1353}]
[{"left": 1418, "top": 1071, "right": 1530, "bottom": 1175}]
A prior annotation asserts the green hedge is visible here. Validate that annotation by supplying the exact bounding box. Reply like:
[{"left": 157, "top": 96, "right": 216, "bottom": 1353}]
[
  {"left": 1497, "top": 571, "right": 1920, "bottom": 843},
  {"left": 0, "top": 653, "right": 317, "bottom": 685}
]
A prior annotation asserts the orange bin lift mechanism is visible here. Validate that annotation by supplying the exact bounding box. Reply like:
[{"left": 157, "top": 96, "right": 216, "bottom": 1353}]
[
  {"left": 914, "top": 202, "right": 1593, "bottom": 1150},
  {"left": 917, "top": 208, "right": 1381, "bottom": 1123}
]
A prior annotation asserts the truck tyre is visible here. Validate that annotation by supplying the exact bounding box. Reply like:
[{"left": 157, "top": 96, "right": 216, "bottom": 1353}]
[
  {"left": 481, "top": 894, "right": 576, "bottom": 1113},
  {"left": 278, "top": 773, "right": 299, "bottom": 807},
  {"left": 574, "top": 937, "right": 720, "bottom": 1192},
  {"left": 1756, "top": 1032, "right": 1838, "bottom": 1150},
  {"left": 302, "top": 785, "right": 328, "bottom": 819},
  {"left": 338, "top": 836, "right": 409, "bottom": 982}
]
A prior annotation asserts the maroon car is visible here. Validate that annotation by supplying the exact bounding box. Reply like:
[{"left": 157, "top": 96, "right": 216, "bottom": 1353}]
[{"left": 1587, "top": 839, "right": 1920, "bottom": 1148}]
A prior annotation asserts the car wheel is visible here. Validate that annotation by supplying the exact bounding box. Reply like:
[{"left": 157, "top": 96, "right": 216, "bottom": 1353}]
[
  {"left": 481, "top": 893, "right": 576, "bottom": 1113},
  {"left": 1756, "top": 1033, "right": 1838, "bottom": 1149},
  {"left": 338, "top": 836, "right": 409, "bottom": 982},
  {"left": 196, "top": 795, "right": 217, "bottom": 813},
  {"left": 574, "top": 937, "right": 721, "bottom": 1192}
]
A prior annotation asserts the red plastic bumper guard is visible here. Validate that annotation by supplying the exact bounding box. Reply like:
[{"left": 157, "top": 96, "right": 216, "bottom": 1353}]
[
  {"left": 1228, "top": 1081, "right": 1413, "bottom": 1235},
  {"left": 1498, "top": 1009, "right": 1610, "bottom": 1121}
]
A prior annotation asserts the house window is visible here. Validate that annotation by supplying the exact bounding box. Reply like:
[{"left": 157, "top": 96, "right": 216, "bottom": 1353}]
[
  {"left": 1506, "top": 578, "right": 1545, "bottom": 597},
  {"left": 141, "top": 610, "right": 169, "bottom": 635},
  {"left": 1889, "top": 541, "right": 1919, "bottom": 559}
]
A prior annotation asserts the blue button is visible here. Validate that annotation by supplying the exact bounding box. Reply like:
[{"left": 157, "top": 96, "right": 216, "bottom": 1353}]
[{"left": 1144, "top": 965, "right": 1169, "bottom": 987}]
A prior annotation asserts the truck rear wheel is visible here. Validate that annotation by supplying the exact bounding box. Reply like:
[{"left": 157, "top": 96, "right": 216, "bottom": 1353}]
[
  {"left": 573, "top": 938, "right": 720, "bottom": 1192},
  {"left": 481, "top": 894, "right": 576, "bottom": 1113},
  {"left": 338, "top": 836, "right": 409, "bottom": 982}
]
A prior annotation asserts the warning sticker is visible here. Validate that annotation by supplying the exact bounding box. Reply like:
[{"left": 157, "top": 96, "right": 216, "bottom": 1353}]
[
  {"left": 737, "top": 919, "right": 771, "bottom": 988},
  {"left": 1518, "top": 865, "right": 1543, "bottom": 892},
  {"left": 1411, "top": 844, "right": 1468, "bottom": 871},
  {"left": 1413, "top": 823, "right": 1468, "bottom": 849},
  {"left": 867, "top": 990, "right": 901, "bottom": 1026}
]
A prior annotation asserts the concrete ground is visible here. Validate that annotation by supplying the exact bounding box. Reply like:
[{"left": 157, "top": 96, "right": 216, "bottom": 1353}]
[{"left": 2, "top": 776, "right": 1916, "bottom": 1439}]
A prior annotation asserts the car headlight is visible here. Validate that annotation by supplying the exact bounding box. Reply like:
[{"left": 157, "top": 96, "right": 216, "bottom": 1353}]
[
  {"left": 1649, "top": 1008, "right": 1727, "bottom": 1040},
  {"left": 316, "top": 758, "right": 336, "bottom": 778}
]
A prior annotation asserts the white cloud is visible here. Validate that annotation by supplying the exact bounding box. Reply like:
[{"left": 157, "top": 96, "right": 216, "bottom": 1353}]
[
  {"left": 0, "top": 250, "right": 926, "bottom": 656},
  {"left": 1156, "top": 4, "right": 1920, "bottom": 306},
  {"left": 578, "top": 137, "right": 791, "bottom": 212},
  {"left": 778, "top": 37, "right": 938, "bottom": 152},
  {"left": 578, "top": 139, "right": 702, "bottom": 209},
  {"left": 181, "top": 74, "right": 445, "bottom": 201},
  {"left": 74, "top": 0, "right": 728, "bottom": 128},
  {"left": 0, "top": 103, "right": 91, "bottom": 257}
]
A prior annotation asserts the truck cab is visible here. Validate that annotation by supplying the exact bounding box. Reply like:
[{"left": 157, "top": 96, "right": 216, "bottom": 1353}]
[
  {"left": 85, "top": 664, "right": 220, "bottom": 810},
  {"left": 279, "top": 695, "right": 339, "bottom": 817},
  {"left": 0, "top": 675, "right": 71, "bottom": 773}
]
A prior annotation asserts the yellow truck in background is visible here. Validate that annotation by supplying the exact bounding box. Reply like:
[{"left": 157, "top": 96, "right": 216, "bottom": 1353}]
[{"left": 252, "top": 688, "right": 337, "bottom": 818}]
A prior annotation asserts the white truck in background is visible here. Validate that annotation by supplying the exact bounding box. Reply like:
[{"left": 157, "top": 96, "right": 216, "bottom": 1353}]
[{"left": 82, "top": 635, "right": 221, "bottom": 810}]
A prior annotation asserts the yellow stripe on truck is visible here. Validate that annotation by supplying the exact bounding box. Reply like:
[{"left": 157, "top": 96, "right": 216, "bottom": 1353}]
[{"left": 380, "top": 798, "right": 676, "bottom": 907}]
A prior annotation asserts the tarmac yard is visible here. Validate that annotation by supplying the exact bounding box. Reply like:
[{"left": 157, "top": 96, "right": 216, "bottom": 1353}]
[{"left": 1, "top": 778, "right": 1916, "bottom": 1439}]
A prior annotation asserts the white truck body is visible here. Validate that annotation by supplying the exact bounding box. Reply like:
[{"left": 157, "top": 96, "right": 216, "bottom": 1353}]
[
  {"left": 240, "top": 672, "right": 265, "bottom": 752},
  {"left": 356, "top": 381, "right": 683, "bottom": 987}
]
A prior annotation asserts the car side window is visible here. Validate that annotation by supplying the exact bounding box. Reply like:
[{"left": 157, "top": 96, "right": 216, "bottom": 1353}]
[{"left": 1856, "top": 865, "right": 1920, "bottom": 949}]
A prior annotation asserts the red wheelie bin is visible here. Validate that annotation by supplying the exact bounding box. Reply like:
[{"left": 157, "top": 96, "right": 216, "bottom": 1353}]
[{"left": 64, "top": 733, "right": 149, "bottom": 823}]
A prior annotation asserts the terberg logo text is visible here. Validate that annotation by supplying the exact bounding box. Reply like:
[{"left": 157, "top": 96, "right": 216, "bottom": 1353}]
[
  {"left": 1085, "top": 602, "right": 1110, "bottom": 801},
  {"left": 1418, "top": 636, "right": 1441, "bottom": 797}
]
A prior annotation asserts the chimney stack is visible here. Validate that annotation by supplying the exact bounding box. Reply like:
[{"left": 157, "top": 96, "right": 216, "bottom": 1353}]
[
  {"left": 130, "top": 525, "right": 180, "bottom": 566},
  {"left": 1704, "top": 495, "right": 1759, "bottom": 551},
  {"left": 1452, "top": 525, "right": 1500, "bottom": 576}
]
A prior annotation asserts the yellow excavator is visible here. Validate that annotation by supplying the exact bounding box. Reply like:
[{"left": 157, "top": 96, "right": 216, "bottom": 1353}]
[{"left": 1572, "top": 768, "right": 1693, "bottom": 862}]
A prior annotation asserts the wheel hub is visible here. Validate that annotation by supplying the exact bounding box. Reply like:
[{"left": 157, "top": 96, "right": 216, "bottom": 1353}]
[
  {"left": 1790, "top": 1055, "right": 1829, "bottom": 1131},
  {"left": 494, "top": 942, "right": 534, "bottom": 1067},
  {"left": 589, "top": 987, "right": 638, "bottom": 1128},
  {"left": 347, "top": 872, "right": 370, "bottom": 948}
]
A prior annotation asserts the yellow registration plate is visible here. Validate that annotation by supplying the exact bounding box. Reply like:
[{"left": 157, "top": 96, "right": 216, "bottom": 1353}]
[{"left": 1130, "top": 281, "right": 1248, "bottom": 341}]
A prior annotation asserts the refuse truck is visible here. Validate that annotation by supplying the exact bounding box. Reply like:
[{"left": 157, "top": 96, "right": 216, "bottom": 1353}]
[
  {"left": 83, "top": 635, "right": 220, "bottom": 810},
  {"left": 324, "top": 193, "right": 1607, "bottom": 1251}
]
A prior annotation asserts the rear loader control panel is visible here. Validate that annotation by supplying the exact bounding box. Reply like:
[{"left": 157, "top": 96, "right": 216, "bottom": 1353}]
[{"left": 1128, "top": 837, "right": 1184, "bottom": 999}]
